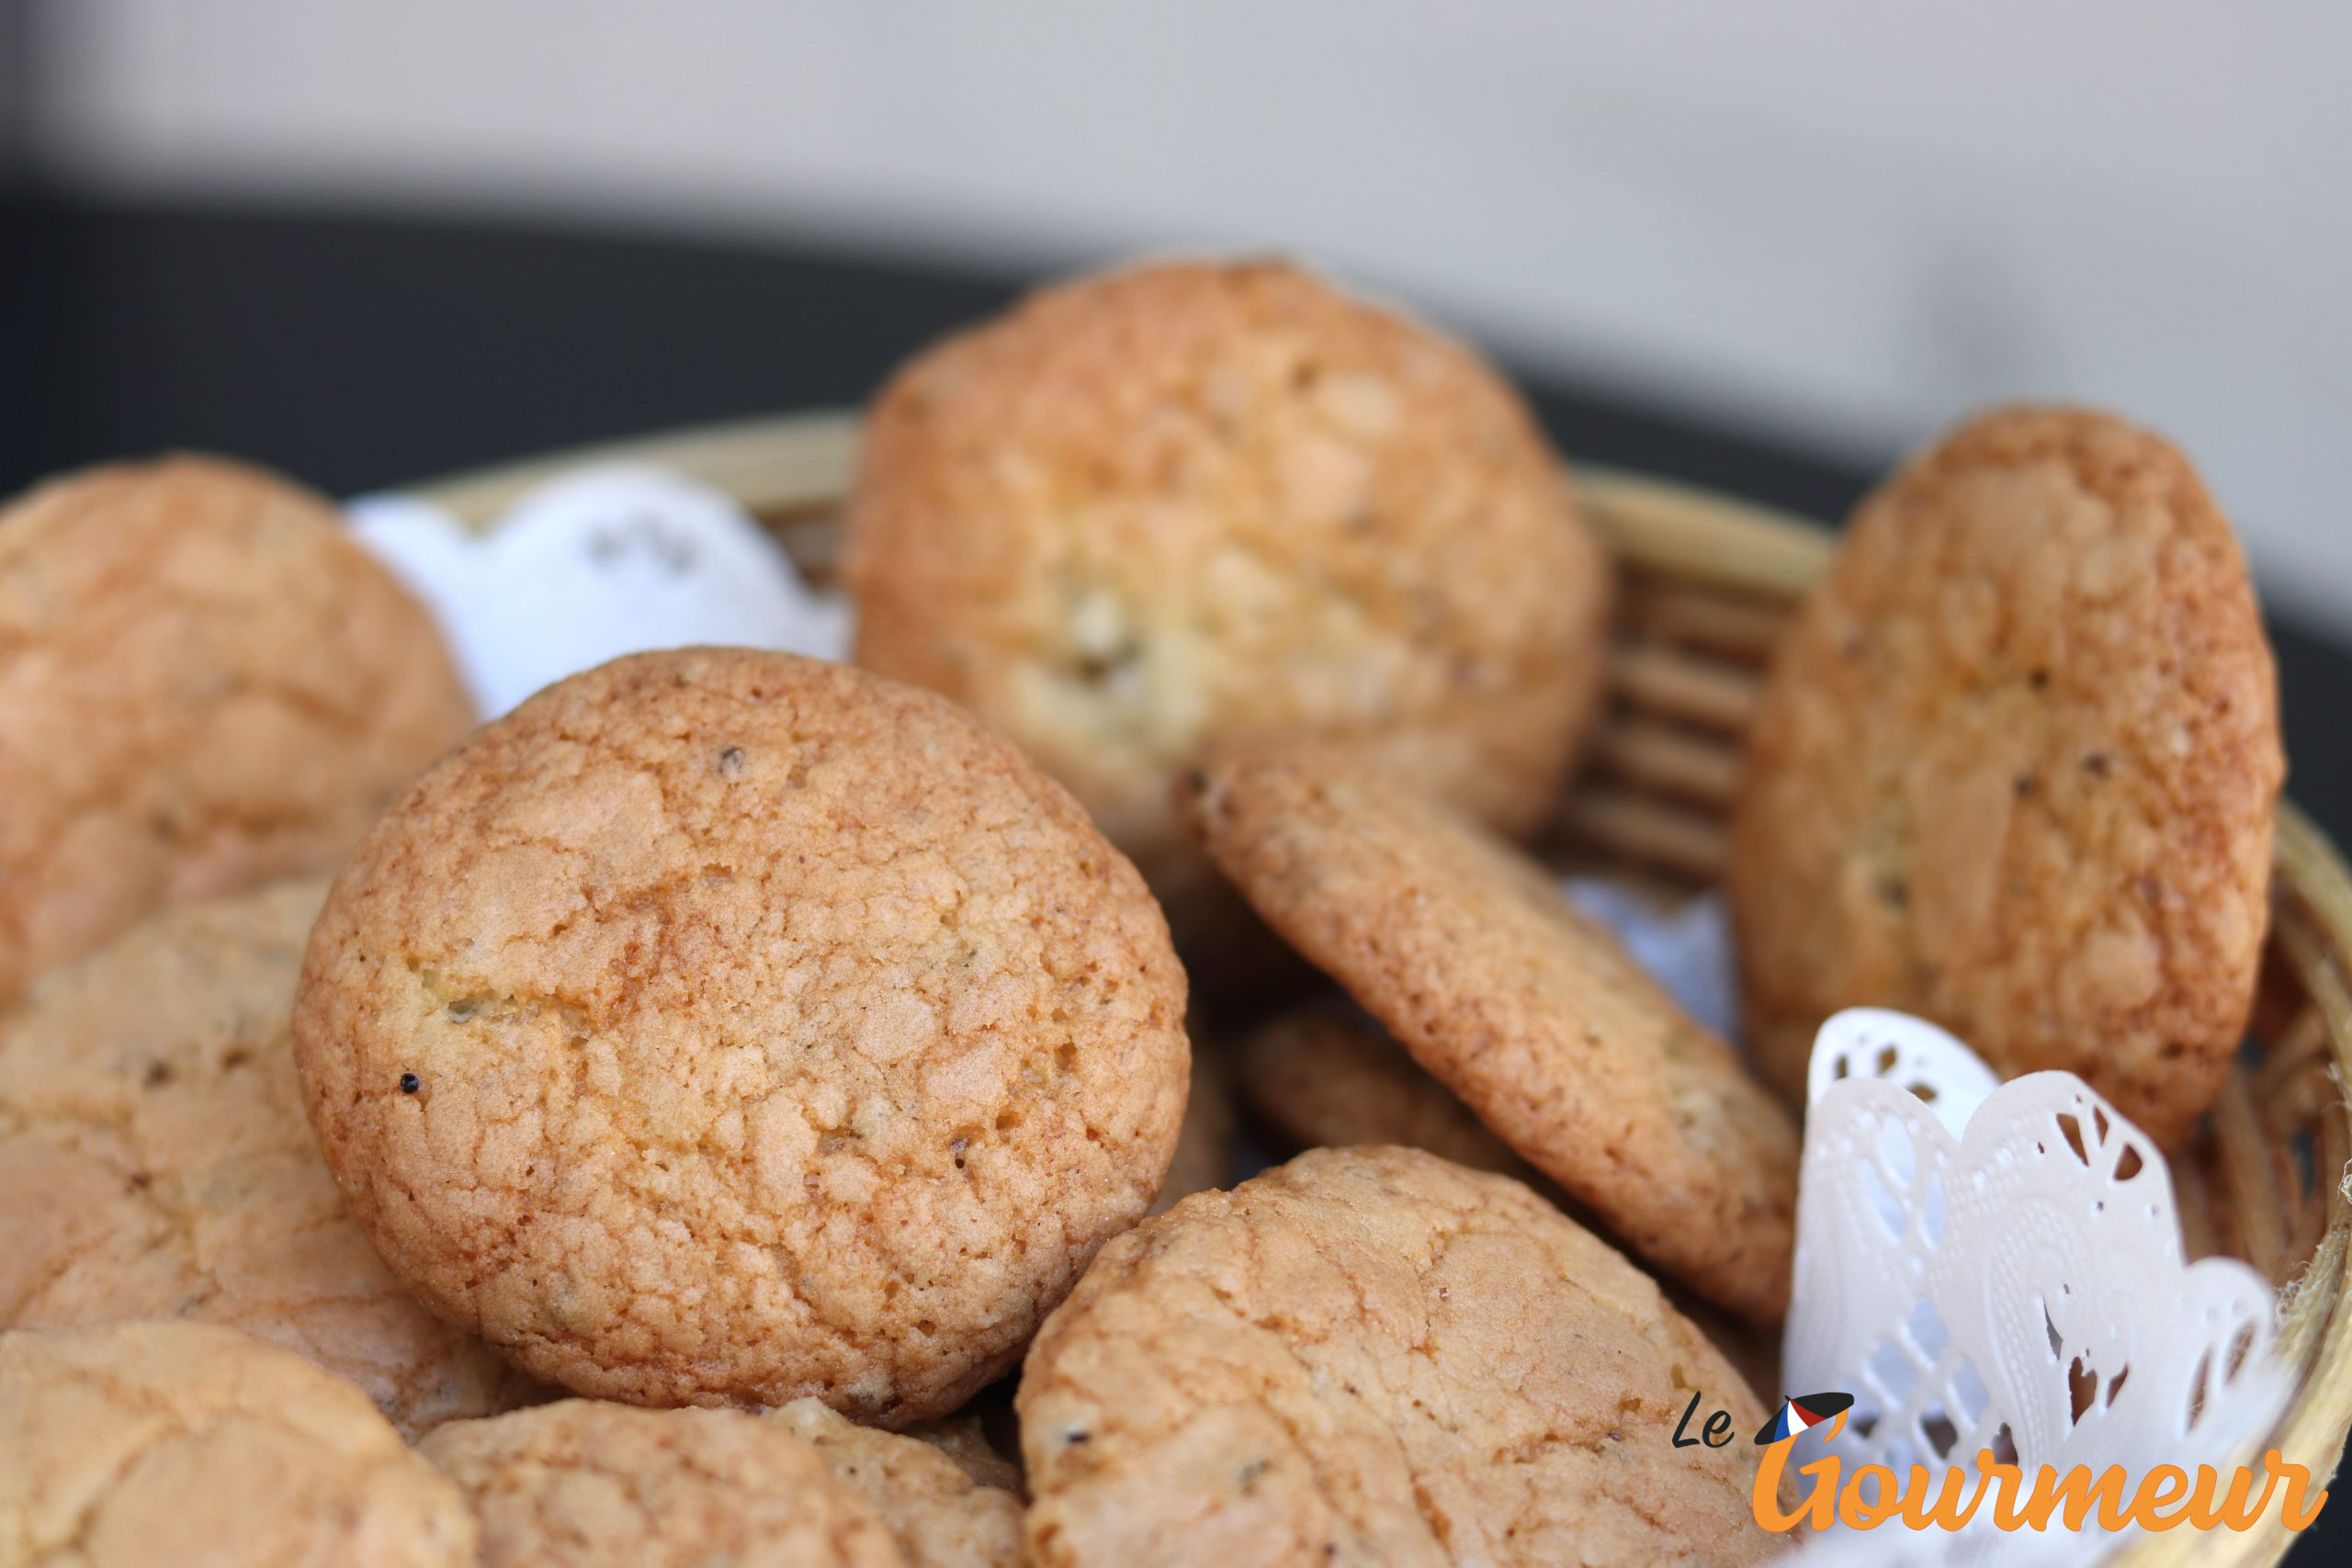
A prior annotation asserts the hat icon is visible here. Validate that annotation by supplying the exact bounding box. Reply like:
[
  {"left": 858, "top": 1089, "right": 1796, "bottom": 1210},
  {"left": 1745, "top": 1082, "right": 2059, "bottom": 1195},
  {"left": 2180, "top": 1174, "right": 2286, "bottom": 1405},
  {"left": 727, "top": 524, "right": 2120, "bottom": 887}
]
[{"left": 1755, "top": 1391, "right": 1854, "bottom": 1445}]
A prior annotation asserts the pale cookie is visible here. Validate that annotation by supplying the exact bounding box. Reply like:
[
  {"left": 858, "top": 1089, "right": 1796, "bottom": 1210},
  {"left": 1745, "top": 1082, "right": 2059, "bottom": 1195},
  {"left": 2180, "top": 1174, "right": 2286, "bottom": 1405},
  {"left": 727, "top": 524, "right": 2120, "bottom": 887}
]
[
  {"left": 0, "top": 1320, "right": 475, "bottom": 1568},
  {"left": 771, "top": 1397, "right": 1025, "bottom": 1568},
  {"left": 1231, "top": 1010, "right": 1784, "bottom": 1393},
  {"left": 0, "top": 883, "right": 537, "bottom": 1438},
  {"left": 1234, "top": 1009, "right": 1536, "bottom": 1181},
  {"left": 0, "top": 455, "right": 475, "bottom": 1009},
  {"left": 906, "top": 1416, "right": 1026, "bottom": 1496},
  {"left": 420, "top": 1401, "right": 904, "bottom": 1568},
  {"left": 1149, "top": 1031, "right": 1233, "bottom": 1216},
  {"left": 1020, "top": 1146, "right": 1779, "bottom": 1568},
  {"left": 293, "top": 649, "right": 1189, "bottom": 1422},
  {"left": 1192, "top": 752, "right": 1798, "bottom": 1322},
  {"left": 1729, "top": 407, "right": 2282, "bottom": 1146},
  {"left": 846, "top": 260, "right": 1611, "bottom": 944}
]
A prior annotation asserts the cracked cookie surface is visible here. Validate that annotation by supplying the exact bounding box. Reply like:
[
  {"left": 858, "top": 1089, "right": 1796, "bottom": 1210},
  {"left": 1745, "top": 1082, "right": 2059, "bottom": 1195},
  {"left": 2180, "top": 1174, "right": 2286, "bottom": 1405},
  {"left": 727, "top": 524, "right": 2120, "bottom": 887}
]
[
  {"left": 420, "top": 1400, "right": 904, "bottom": 1568},
  {"left": 1018, "top": 1145, "right": 1778, "bottom": 1568},
  {"left": 1193, "top": 754, "right": 1798, "bottom": 1322},
  {"left": 1729, "top": 407, "right": 2281, "bottom": 1146},
  {"left": 0, "top": 455, "right": 475, "bottom": 1009},
  {"left": 0, "top": 882, "right": 538, "bottom": 1438},
  {"left": 292, "top": 649, "right": 1189, "bottom": 1422},
  {"left": 770, "top": 1397, "right": 1024, "bottom": 1568},
  {"left": 0, "top": 1319, "right": 476, "bottom": 1568},
  {"left": 846, "top": 260, "right": 1610, "bottom": 941}
]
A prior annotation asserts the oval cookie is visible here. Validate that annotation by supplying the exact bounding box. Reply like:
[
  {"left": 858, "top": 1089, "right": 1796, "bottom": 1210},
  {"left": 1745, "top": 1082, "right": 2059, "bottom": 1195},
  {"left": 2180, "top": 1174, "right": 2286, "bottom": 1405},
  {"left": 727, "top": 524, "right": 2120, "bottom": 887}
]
[{"left": 1729, "top": 407, "right": 2281, "bottom": 1146}]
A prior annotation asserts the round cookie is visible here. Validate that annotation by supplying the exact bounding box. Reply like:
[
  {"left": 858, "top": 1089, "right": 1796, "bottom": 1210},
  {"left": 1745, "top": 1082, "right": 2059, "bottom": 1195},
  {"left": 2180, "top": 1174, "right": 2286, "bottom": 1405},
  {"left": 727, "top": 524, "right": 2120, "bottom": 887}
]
[
  {"left": 771, "top": 1397, "right": 1025, "bottom": 1568},
  {"left": 0, "top": 1320, "right": 475, "bottom": 1568},
  {"left": 293, "top": 649, "right": 1189, "bottom": 1423},
  {"left": 1191, "top": 751, "right": 1798, "bottom": 1322},
  {"left": 1234, "top": 1009, "right": 1536, "bottom": 1181},
  {"left": 846, "top": 259, "right": 1611, "bottom": 940},
  {"left": 1019, "top": 1145, "right": 1779, "bottom": 1568},
  {"left": 1728, "top": 407, "right": 2282, "bottom": 1146},
  {"left": 420, "top": 1401, "right": 904, "bottom": 1568},
  {"left": 0, "top": 455, "right": 476, "bottom": 1009},
  {"left": 0, "top": 882, "right": 538, "bottom": 1438}
]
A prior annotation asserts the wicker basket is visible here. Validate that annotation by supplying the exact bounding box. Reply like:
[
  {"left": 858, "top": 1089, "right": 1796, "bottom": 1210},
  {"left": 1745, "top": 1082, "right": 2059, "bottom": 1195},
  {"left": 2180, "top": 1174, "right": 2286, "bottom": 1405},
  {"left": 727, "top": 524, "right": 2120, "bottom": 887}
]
[{"left": 412, "top": 411, "right": 2352, "bottom": 1566}]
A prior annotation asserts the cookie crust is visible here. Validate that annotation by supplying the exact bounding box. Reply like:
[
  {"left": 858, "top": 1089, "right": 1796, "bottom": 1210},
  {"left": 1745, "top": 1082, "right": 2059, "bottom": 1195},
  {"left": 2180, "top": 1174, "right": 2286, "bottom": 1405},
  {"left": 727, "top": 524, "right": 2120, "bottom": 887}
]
[
  {"left": 846, "top": 260, "right": 1611, "bottom": 934},
  {"left": 420, "top": 1400, "right": 904, "bottom": 1568},
  {"left": 770, "top": 1397, "right": 1025, "bottom": 1568},
  {"left": 0, "top": 883, "right": 537, "bottom": 1438},
  {"left": 1728, "top": 407, "right": 2281, "bottom": 1145},
  {"left": 292, "top": 649, "right": 1188, "bottom": 1422},
  {"left": 1234, "top": 1009, "right": 1536, "bottom": 1181},
  {"left": 0, "top": 455, "right": 475, "bottom": 1008},
  {"left": 1192, "top": 752, "right": 1797, "bottom": 1322},
  {"left": 1019, "top": 1146, "right": 1779, "bottom": 1568},
  {"left": 0, "top": 1320, "right": 476, "bottom": 1568}
]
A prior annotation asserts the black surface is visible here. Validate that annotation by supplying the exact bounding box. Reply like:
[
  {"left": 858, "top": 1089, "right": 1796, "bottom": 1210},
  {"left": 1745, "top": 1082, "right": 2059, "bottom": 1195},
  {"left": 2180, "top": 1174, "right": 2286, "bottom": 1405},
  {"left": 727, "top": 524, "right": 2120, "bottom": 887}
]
[
  {"left": 2, "top": 192, "right": 2346, "bottom": 1550},
  {"left": 6, "top": 194, "right": 2340, "bottom": 852}
]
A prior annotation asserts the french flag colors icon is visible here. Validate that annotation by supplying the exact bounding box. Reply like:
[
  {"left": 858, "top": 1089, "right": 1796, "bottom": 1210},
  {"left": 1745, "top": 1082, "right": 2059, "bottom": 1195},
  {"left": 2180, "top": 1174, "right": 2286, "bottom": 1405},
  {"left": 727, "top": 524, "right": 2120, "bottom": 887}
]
[{"left": 1754, "top": 1391, "right": 1854, "bottom": 1445}]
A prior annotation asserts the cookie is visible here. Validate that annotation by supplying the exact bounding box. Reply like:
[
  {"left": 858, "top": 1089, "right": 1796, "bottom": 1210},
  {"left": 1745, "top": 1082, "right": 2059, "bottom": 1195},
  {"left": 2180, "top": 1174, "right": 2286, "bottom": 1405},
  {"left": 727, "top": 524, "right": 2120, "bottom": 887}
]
[
  {"left": 1729, "top": 407, "right": 2282, "bottom": 1146},
  {"left": 1149, "top": 1029, "right": 1234, "bottom": 1215},
  {"left": 419, "top": 1401, "right": 904, "bottom": 1568},
  {"left": 292, "top": 649, "right": 1190, "bottom": 1423},
  {"left": 0, "top": 455, "right": 475, "bottom": 1009},
  {"left": 0, "top": 1320, "right": 475, "bottom": 1568},
  {"left": 1233, "top": 1009, "right": 1536, "bottom": 1181},
  {"left": 902, "top": 1416, "right": 1027, "bottom": 1496},
  {"left": 0, "top": 881, "right": 537, "bottom": 1438},
  {"left": 1236, "top": 1009, "right": 1789, "bottom": 1398},
  {"left": 846, "top": 260, "right": 1611, "bottom": 942},
  {"left": 771, "top": 1397, "right": 1025, "bottom": 1568},
  {"left": 1019, "top": 1145, "right": 1779, "bottom": 1568},
  {"left": 1192, "top": 752, "right": 1798, "bottom": 1322}
]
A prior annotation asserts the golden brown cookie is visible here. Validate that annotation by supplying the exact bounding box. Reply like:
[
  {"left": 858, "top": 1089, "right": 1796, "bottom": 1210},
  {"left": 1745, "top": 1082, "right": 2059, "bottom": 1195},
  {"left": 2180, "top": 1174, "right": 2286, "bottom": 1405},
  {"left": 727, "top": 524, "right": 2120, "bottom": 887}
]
[
  {"left": 0, "top": 881, "right": 538, "bottom": 1438},
  {"left": 293, "top": 649, "right": 1189, "bottom": 1423},
  {"left": 846, "top": 260, "right": 1611, "bottom": 942},
  {"left": 1233, "top": 1009, "right": 1536, "bottom": 1180},
  {"left": 903, "top": 1416, "right": 1026, "bottom": 1496},
  {"left": 0, "top": 1320, "right": 475, "bottom": 1568},
  {"left": 1149, "top": 1031, "right": 1233, "bottom": 1216},
  {"left": 0, "top": 455, "right": 475, "bottom": 1010},
  {"left": 1192, "top": 752, "right": 1798, "bottom": 1322},
  {"left": 770, "top": 1397, "right": 1025, "bottom": 1568},
  {"left": 1729, "top": 407, "right": 2282, "bottom": 1146},
  {"left": 1234, "top": 1011, "right": 1787, "bottom": 1398},
  {"left": 1020, "top": 1146, "right": 1779, "bottom": 1568},
  {"left": 420, "top": 1401, "right": 904, "bottom": 1568}
]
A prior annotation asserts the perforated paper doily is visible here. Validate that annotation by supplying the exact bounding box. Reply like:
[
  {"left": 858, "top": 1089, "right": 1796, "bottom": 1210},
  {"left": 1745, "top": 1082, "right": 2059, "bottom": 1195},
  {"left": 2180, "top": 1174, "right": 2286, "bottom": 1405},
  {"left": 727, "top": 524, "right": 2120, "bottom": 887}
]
[
  {"left": 1781, "top": 1010, "right": 2290, "bottom": 1565},
  {"left": 348, "top": 466, "right": 851, "bottom": 716}
]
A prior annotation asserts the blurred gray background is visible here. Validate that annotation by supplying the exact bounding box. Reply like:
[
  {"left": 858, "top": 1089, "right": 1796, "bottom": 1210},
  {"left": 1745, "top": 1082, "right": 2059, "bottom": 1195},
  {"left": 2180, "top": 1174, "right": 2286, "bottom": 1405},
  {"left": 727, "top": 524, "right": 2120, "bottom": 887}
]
[{"left": 6, "top": 0, "right": 2347, "bottom": 631}]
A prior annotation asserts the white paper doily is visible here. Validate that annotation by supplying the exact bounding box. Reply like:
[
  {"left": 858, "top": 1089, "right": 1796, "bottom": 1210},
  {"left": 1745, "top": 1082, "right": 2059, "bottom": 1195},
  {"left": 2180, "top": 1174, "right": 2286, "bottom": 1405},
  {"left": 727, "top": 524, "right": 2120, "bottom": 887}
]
[
  {"left": 1782, "top": 1010, "right": 2290, "bottom": 1565},
  {"left": 348, "top": 465, "right": 852, "bottom": 716}
]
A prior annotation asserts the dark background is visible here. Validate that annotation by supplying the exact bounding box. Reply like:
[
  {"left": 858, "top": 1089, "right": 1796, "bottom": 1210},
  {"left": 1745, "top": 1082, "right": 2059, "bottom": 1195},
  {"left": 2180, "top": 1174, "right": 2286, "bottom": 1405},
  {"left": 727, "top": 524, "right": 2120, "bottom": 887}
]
[
  {"left": 2, "top": 186, "right": 2346, "bottom": 1559},
  {"left": 5, "top": 190, "right": 2345, "bottom": 859}
]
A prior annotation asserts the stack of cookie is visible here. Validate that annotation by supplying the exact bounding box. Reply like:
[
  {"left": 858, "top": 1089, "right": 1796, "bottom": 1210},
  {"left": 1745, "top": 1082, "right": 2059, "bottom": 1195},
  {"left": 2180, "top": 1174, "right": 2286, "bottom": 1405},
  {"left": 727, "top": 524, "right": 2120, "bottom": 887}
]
[{"left": 0, "top": 258, "right": 2283, "bottom": 1568}]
